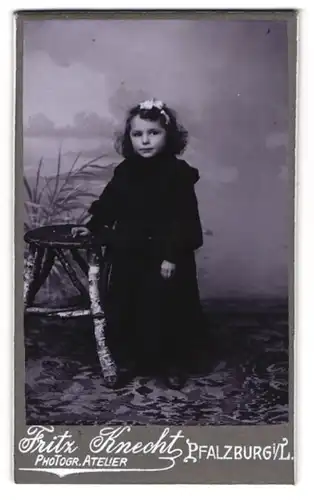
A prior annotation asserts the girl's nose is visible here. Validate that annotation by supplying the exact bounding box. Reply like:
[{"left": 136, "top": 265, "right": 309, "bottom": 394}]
[{"left": 142, "top": 133, "right": 150, "bottom": 144}]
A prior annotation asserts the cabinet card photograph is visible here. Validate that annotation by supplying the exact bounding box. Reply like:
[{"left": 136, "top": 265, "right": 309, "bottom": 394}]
[{"left": 14, "top": 10, "right": 297, "bottom": 484}]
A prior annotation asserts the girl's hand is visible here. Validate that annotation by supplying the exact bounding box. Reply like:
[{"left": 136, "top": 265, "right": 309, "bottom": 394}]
[
  {"left": 71, "top": 226, "right": 91, "bottom": 238},
  {"left": 160, "top": 260, "right": 176, "bottom": 279}
]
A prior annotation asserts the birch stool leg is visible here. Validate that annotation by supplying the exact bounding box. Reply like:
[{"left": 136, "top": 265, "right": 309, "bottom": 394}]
[
  {"left": 87, "top": 248, "right": 117, "bottom": 388},
  {"left": 54, "top": 248, "right": 89, "bottom": 300},
  {"left": 27, "top": 247, "right": 55, "bottom": 304},
  {"left": 24, "top": 244, "right": 44, "bottom": 307}
]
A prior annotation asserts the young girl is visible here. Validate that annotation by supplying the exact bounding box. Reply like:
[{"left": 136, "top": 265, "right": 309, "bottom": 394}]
[{"left": 72, "top": 99, "right": 204, "bottom": 390}]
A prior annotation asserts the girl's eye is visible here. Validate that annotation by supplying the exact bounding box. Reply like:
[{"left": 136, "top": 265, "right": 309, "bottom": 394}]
[
  {"left": 150, "top": 130, "right": 161, "bottom": 135},
  {"left": 132, "top": 131, "right": 142, "bottom": 137}
]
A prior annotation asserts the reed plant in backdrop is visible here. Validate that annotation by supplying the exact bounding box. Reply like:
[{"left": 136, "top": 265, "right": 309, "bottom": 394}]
[{"left": 23, "top": 149, "right": 116, "bottom": 304}]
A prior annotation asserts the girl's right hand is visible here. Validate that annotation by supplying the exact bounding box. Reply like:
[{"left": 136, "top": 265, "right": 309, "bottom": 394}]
[{"left": 71, "top": 226, "right": 91, "bottom": 238}]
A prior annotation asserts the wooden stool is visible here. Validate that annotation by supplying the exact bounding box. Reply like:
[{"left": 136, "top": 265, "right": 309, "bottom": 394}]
[{"left": 23, "top": 224, "right": 117, "bottom": 387}]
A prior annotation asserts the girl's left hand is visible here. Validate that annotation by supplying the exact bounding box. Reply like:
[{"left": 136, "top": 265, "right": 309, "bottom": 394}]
[{"left": 160, "top": 260, "right": 176, "bottom": 279}]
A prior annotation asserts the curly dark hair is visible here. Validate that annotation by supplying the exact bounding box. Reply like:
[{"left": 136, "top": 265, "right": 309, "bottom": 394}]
[{"left": 115, "top": 101, "right": 188, "bottom": 158}]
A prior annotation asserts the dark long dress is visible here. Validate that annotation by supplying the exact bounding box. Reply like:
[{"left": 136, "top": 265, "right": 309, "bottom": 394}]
[{"left": 86, "top": 152, "right": 204, "bottom": 374}]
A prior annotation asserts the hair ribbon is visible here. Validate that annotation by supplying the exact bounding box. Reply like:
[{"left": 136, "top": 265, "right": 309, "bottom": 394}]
[{"left": 139, "top": 99, "right": 170, "bottom": 125}]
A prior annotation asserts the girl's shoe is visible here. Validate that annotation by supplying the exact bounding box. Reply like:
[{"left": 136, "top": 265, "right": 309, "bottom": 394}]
[
  {"left": 103, "top": 373, "right": 120, "bottom": 389},
  {"left": 164, "top": 371, "right": 187, "bottom": 390},
  {"left": 103, "top": 366, "right": 136, "bottom": 389}
]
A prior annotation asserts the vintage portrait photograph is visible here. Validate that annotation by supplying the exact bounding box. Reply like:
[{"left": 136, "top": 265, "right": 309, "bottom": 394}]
[{"left": 21, "top": 14, "right": 294, "bottom": 427}]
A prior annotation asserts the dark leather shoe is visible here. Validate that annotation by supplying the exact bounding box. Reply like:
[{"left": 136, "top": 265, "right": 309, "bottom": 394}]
[
  {"left": 164, "top": 372, "right": 186, "bottom": 390},
  {"left": 103, "top": 367, "right": 136, "bottom": 389},
  {"left": 103, "top": 374, "right": 120, "bottom": 389}
]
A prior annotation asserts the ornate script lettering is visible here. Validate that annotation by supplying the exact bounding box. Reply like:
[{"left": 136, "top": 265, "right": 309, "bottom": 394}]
[{"left": 18, "top": 426, "right": 78, "bottom": 454}]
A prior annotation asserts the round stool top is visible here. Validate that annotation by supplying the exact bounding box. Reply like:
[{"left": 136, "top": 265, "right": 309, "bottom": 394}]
[{"left": 24, "top": 224, "right": 107, "bottom": 248}]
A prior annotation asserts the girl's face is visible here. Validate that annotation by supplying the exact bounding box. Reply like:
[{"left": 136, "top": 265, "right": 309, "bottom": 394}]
[{"left": 129, "top": 116, "right": 167, "bottom": 158}]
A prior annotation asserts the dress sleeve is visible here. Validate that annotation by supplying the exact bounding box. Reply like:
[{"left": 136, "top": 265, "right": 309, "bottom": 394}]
[
  {"left": 85, "top": 167, "right": 120, "bottom": 234},
  {"left": 162, "top": 175, "right": 203, "bottom": 263}
]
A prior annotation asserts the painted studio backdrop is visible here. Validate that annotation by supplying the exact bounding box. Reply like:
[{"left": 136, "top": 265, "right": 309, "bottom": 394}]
[{"left": 23, "top": 18, "right": 291, "bottom": 425}]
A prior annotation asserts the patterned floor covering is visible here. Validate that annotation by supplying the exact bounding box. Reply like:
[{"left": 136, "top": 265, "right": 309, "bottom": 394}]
[{"left": 24, "top": 300, "right": 289, "bottom": 426}]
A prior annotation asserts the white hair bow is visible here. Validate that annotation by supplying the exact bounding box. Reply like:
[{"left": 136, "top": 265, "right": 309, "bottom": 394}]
[{"left": 139, "top": 99, "right": 170, "bottom": 124}]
